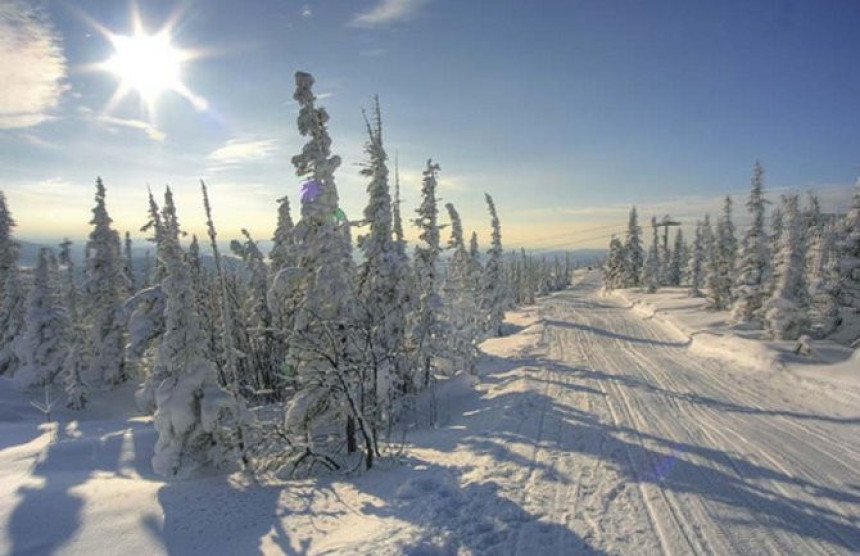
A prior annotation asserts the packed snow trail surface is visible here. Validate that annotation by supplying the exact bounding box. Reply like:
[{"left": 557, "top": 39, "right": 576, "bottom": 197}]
[
  {"left": 2, "top": 270, "right": 859, "bottom": 555},
  {"left": 530, "top": 271, "right": 860, "bottom": 555}
]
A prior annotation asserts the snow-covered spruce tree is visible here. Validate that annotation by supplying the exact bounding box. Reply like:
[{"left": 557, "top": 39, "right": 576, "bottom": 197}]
[
  {"left": 468, "top": 231, "right": 488, "bottom": 337},
  {"left": 187, "top": 234, "right": 222, "bottom": 380},
  {"left": 687, "top": 221, "right": 704, "bottom": 297},
  {"left": 410, "top": 159, "right": 445, "bottom": 389},
  {"left": 518, "top": 248, "right": 537, "bottom": 304},
  {"left": 128, "top": 192, "right": 168, "bottom": 410},
  {"left": 667, "top": 228, "right": 684, "bottom": 287},
  {"left": 0, "top": 191, "right": 26, "bottom": 376},
  {"left": 702, "top": 212, "right": 723, "bottom": 310},
  {"left": 624, "top": 206, "right": 644, "bottom": 287},
  {"left": 151, "top": 187, "right": 239, "bottom": 478},
  {"left": 807, "top": 221, "right": 842, "bottom": 338},
  {"left": 837, "top": 180, "right": 860, "bottom": 315},
  {"left": 642, "top": 217, "right": 660, "bottom": 293},
  {"left": 141, "top": 188, "right": 167, "bottom": 285},
  {"left": 443, "top": 202, "right": 478, "bottom": 376},
  {"left": 353, "top": 99, "right": 411, "bottom": 436},
  {"left": 270, "top": 195, "right": 295, "bottom": 272},
  {"left": 84, "top": 177, "right": 128, "bottom": 386},
  {"left": 199, "top": 181, "right": 249, "bottom": 469},
  {"left": 284, "top": 71, "right": 374, "bottom": 469},
  {"left": 604, "top": 236, "right": 627, "bottom": 290},
  {"left": 58, "top": 238, "right": 79, "bottom": 322},
  {"left": 764, "top": 195, "right": 809, "bottom": 340},
  {"left": 123, "top": 231, "right": 135, "bottom": 292},
  {"left": 59, "top": 238, "right": 88, "bottom": 407},
  {"left": 392, "top": 156, "right": 407, "bottom": 257},
  {"left": 14, "top": 248, "right": 70, "bottom": 389},
  {"left": 709, "top": 196, "right": 737, "bottom": 310},
  {"left": 482, "top": 193, "right": 506, "bottom": 337},
  {"left": 63, "top": 336, "right": 87, "bottom": 410},
  {"left": 765, "top": 203, "right": 784, "bottom": 298},
  {"left": 0, "top": 191, "right": 16, "bottom": 289},
  {"left": 659, "top": 222, "right": 673, "bottom": 287},
  {"left": 231, "top": 229, "right": 284, "bottom": 398},
  {"left": 732, "top": 161, "right": 769, "bottom": 323}
]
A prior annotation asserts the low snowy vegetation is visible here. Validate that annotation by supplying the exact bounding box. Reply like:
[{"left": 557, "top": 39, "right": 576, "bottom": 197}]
[
  {"left": 0, "top": 72, "right": 572, "bottom": 478},
  {"left": 603, "top": 162, "right": 860, "bottom": 345}
]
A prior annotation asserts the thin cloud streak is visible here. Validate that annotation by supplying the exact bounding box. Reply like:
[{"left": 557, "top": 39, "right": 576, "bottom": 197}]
[
  {"left": 97, "top": 115, "right": 166, "bottom": 141},
  {"left": 207, "top": 138, "right": 279, "bottom": 172},
  {"left": 0, "top": 1, "right": 68, "bottom": 128},
  {"left": 350, "top": 0, "right": 429, "bottom": 28}
]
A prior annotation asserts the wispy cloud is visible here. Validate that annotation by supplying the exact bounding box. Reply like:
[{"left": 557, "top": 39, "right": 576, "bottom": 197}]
[
  {"left": 350, "top": 0, "right": 429, "bottom": 28},
  {"left": 302, "top": 5, "right": 313, "bottom": 18},
  {"left": 207, "top": 138, "right": 279, "bottom": 172},
  {"left": 97, "top": 115, "right": 167, "bottom": 142},
  {"left": 360, "top": 48, "right": 388, "bottom": 57},
  {"left": 0, "top": 1, "right": 68, "bottom": 128}
]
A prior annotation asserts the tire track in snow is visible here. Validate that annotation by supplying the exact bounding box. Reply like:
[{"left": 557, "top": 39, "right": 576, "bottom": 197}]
[{"left": 539, "top": 275, "right": 860, "bottom": 555}]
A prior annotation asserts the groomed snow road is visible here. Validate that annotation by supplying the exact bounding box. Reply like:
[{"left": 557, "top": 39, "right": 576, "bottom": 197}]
[
  {"left": 499, "top": 270, "right": 860, "bottom": 555},
  {"left": 4, "top": 270, "right": 858, "bottom": 555}
]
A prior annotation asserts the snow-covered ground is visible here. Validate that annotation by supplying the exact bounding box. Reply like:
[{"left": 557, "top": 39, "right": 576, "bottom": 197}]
[
  {"left": 2, "top": 270, "right": 859, "bottom": 555},
  {"left": 612, "top": 285, "right": 860, "bottom": 394}
]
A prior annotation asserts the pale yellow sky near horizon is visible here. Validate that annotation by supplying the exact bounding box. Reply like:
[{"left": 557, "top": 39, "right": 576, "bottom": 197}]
[{"left": 5, "top": 178, "right": 855, "bottom": 252}]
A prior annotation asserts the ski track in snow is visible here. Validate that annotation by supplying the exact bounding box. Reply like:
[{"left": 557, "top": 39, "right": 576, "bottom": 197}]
[{"left": 2, "top": 270, "right": 859, "bottom": 555}]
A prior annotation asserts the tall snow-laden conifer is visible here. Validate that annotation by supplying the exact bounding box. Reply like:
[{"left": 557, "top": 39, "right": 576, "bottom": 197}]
[
  {"left": 604, "top": 236, "right": 627, "bottom": 290},
  {"left": 765, "top": 204, "right": 784, "bottom": 297},
  {"left": 668, "top": 228, "right": 684, "bottom": 287},
  {"left": 270, "top": 195, "right": 295, "bottom": 271},
  {"left": 392, "top": 155, "right": 406, "bottom": 254},
  {"left": 468, "top": 231, "right": 484, "bottom": 326},
  {"left": 732, "top": 161, "right": 769, "bottom": 323},
  {"left": 411, "top": 159, "right": 444, "bottom": 388},
  {"left": 151, "top": 187, "right": 238, "bottom": 477},
  {"left": 808, "top": 221, "right": 842, "bottom": 337},
  {"left": 84, "top": 177, "right": 128, "bottom": 386},
  {"left": 687, "top": 221, "right": 704, "bottom": 297},
  {"left": 838, "top": 180, "right": 860, "bottom": 314},
  {"left": 642, "top": 217, "right": 660, "bottom": 293},
  {"left": 284, "top": 72, "right": 373, "bottom": 468},
  {"left": 764, "top": 195, "right": 809, "bottom": 340},
  {"left": 58, "top": 238, "right": 78, "bottom": 322},
  {"left": 355, "top": 98, "right": 409, "bottom": 430},
  {"left": 483, "top": 193, "right": 506, "bottom": 337},
  {"left": 702, "top": 212, "right": 722, "bottom": 309},
  {"left": 624, "top": 207, "right": 644, "bottom": 287},
  {"left": 129, "top": 193, "right": 168, "bottom": 410},
  {"left": 709, "top": 196, "right": 736, "bottom": 309},
  {"left": 0, "top": 191, "right": 25, "bottom": 376},
  {"left": 443, "top": 202, "right": 478, "bottom": 375},
  {"left": 124, "top": 231, "right": 135, "bottom": 291},
  {"left": 14, "top": 248, "right": 70, "bottom": 389}
]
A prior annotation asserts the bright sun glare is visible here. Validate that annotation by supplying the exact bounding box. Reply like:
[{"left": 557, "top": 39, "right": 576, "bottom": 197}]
[
  {"left": 105, "top": 33, "right": 184, "bottom": 103},
  {"left": 85, "top": 4, "right": 208, "bottom": 118}
]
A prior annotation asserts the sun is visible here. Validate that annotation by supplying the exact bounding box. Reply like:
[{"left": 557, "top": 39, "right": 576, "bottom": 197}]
[
  {"left": 104, "top": 32, "right": 185, "bottom": 106},
  {"left": 83, "top": 4, "right": 208, "bottom": 118}
]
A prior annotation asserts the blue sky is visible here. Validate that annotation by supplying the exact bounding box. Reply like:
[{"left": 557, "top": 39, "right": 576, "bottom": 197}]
[{"left": 1, "top": 0, "right": 858, "bottom": 249}]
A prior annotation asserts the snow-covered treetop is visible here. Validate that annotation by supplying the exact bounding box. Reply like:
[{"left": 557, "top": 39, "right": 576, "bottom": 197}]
[
  {"left": 0, "top": 190, "right": 19, "bottom": 278},
  {"left": 270, "top": 195, "right": 295, "bottom": 270},
  {"left": 291, "top": 71, "right": 342, "bottom": 222},
  {"left": 445, "top": 203, "right": 465, "bottom": 252},
  {"left": 415, "top": 159, "right": 442, "bottom": 255},
  {"left": 485, "top": 193, "right": 502, "bottom": 256}
]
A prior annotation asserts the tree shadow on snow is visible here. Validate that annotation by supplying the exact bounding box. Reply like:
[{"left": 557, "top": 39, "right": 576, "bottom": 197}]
[
  {"left": 7, "top": 417, "right": 155, "bottom": 555},
  {"left": 150, "top": 474, "right": 354, "bottom": 556},
  {"left": 542, "top": 319, "right": 691, "bottom": 348},
  {"left": 356, "top": 460, "right": 608, "bottom": 555}
]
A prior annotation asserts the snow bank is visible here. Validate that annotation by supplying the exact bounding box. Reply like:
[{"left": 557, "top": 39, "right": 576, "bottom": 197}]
[{"left": 612, "top": 287, "right": 859, "bottom": 389}]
